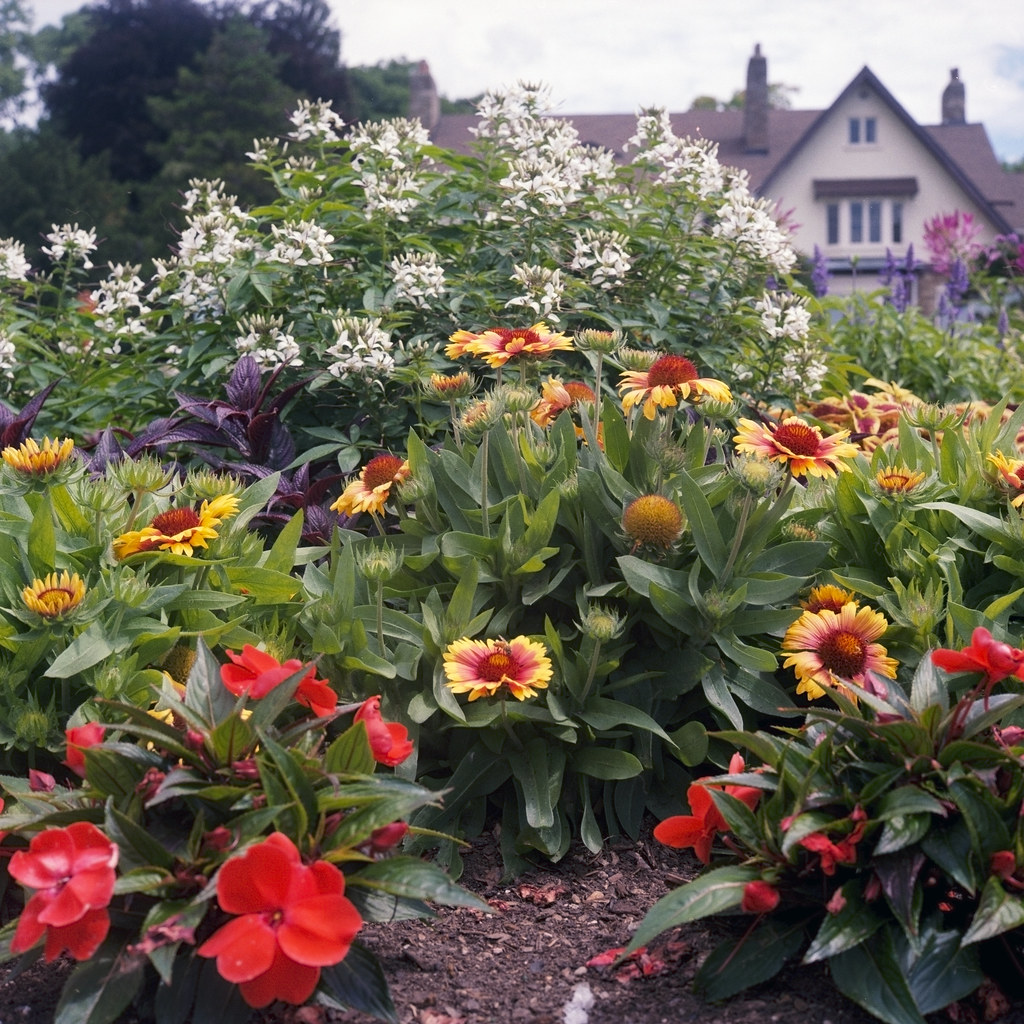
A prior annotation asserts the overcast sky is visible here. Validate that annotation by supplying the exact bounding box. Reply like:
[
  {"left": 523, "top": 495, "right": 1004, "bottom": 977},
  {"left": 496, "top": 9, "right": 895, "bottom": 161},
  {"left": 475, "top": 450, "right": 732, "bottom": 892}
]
[{"left": 31, "top": 0, "right": 1024, "bottom": 162}]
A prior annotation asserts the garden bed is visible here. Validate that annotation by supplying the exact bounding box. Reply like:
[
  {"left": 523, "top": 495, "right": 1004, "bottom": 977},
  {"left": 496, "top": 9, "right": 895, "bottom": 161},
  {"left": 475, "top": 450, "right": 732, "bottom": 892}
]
[{"left": 3, "top": 827, "right": 1016, "bottom": 1024}]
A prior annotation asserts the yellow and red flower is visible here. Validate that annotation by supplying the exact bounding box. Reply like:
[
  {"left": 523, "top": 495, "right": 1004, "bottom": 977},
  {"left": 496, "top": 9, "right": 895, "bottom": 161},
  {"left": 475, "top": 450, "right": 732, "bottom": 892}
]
[
  {"left": 354, "top": 695, "right": 413, "bottom": 766},
  {"left": 782, "top": 603, "right": 898, "bottom": 700},
  {"left": 446, "top": 322, "right": 573, "bottom": 367},
  {"left": 330, "top": 454, "right": 409, "bottom": 518},
  {"left": 1, "top": 436, "right": 75, "bottom": 476},
  {"left": 221, "top": 645, "right": 337, "bottom": 718},
  {"left": 618, "top": 354, "right": 731, "bottom": 420},
  {"left": 198, "top": 832, "right": 362, "bottom": 1008},
  {"left": 442, "top": 635, "right": 553, "bottom": 701},
  {"left": 875, "top": 465, "right": 927, "bottom": 496},
  {"left": 22, "top": 570, "right": 86, "bottom": 618},
  {"left": 9, "top": 822, "right": 118, "bottom": 962},
  {"left": 988, "top": 451, "right": 1024, "bottom": 507},
  {"left": 800, "top": 584, "right": 858, "bottom": 615},
  {"left": 113, "top": 493, "right": 239, "bottom": 559},
  {"left": 530, "top": 377, "right": 597, "bottom": 430},
  {"left": 733, "top": 416, "right": 859, "bottom": 479}
]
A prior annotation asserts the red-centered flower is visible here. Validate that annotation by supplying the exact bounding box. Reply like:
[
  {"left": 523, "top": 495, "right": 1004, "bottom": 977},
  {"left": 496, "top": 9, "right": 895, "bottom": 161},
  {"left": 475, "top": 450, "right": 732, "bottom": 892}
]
[
  {"left": 741, "top": 880, "right": 780, "bottom": 914},
  {"left": 113, "top": 493, "right": 239, "bottom": 558},
  {"left": 734, "top": 416, "right": 858, "bottom": 478},
  {"left": 197, "top": 832, "right": 363, "bottom": 1008},
  {"left": 353, "top": 696, "right": 413, "bottom": 766},
  {"left": 619, "top": 354, "right": 732, "bottom": 420},
  {"left": 800, "top": 584, "right": 858, "bottom": 614},
  {"left": 63, "top": 723, "right": 105, "bottom": 778},
  {"left": 221, "top": 645, "right": 337, "bottom": 717},
  {"left": 446, "top": 322, "right": 573, "bottom": 367},
  {"left": 530, "top": 377, "right": 597, "bottom": 433},
  {"left": 9, "top": 822, "right": 118, "bottom": 962},
  {"left": 330, "top": 454, "right": 409, "bottom": 518},
  {"left": 654, "top": 754, "right": 761, "bottom": 864},
  {"left": 931, "top": 627, "right": 1024, "bottom": 685},
  {"left": 782, "top": 603, "right": 898, "bottom": 701},
  {"left": 442, "top": 635, "right": 553, "bottom": 701}
]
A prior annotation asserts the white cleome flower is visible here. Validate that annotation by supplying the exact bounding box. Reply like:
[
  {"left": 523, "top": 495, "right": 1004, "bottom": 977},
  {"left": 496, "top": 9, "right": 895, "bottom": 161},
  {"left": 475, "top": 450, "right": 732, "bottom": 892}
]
[
  {"left": 0, "top": 238, "right": 31, "bottom": 280},
  {"left": 42, "top": 223, "right": 98, "bottom": 269},
  {"left": 505, "top": 263, "right": 564, "bottom": 318},
  {"left": 324, "top": 315, "right": 395, "bottom": 384},
  {"left": 388, "top": 251, "right": 447, "bottom": 307}
]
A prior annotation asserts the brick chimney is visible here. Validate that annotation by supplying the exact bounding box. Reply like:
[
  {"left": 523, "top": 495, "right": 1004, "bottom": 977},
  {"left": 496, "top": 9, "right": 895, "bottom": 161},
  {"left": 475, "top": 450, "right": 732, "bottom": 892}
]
[
  {"left": 941, "top": 68, "right": 965, "bottom": 124},
  {"left": 409, "top": 60, "right": 440, "bottom": 131},
  {"left": 743, "top": 44, "right": 769, "bottom": 153}
]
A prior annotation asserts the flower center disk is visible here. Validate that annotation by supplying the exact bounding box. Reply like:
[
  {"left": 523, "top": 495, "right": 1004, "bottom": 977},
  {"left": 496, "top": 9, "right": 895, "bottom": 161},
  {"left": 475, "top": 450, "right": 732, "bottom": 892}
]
[
  {"left": 773, "top": 421, "right": 822, "bottom": 456},
  {"left": 820, "top": 630, "right": 867, "bottom": 678},
  {"left": 363, "top": 455, "right": 404, "bottom": 490},
  {"left": 647, "top": 355, "right": 697, "bottom": 388},
  {"left": 479, "top": 652, "right": 518, "bottom": 682},
  {"left": 151, "top": 507, "right": 201, "bottom": 535}
]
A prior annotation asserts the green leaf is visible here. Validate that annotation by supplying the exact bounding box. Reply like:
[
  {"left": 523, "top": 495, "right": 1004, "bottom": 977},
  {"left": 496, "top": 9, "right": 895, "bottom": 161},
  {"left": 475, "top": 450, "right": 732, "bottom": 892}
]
[
  {"left": 571, "top": 747, "right": 643, "bottom": 780},
  {"left": 695, "top": 917, "right": 803, "bottom": 1001},
  {"left": 675, "top": 469, "right": 727, "bottom": 578},
  {"left": 28, "top": 497, "right": 56, "bottom": 574},
  {"left": 54, "top": 948, "right": 145, "bottom": 1024},
  {"left": 625, "top": 865, "right": 760, "bottom": 953},
  {"left": 803, "top": 882, "right": 884, "bottom": 963},
  {"left": 508, "top": 738, "right": 564, "bottom": 829},
  {"left": 667, "top": 721, "right": 708, "bottom": 766},
  {"left": 44, "top": 623, "right": 115, "bottom": 679},
  {"left": 318, "top": 942, "right": 398, "bottom": 1023},
  {"left": 713, "top": 629, "right": 778, "bottom": 673},
  {"left": 576, "top": 697, "right": 671, "bottom": 740},
  {"left": 348, "top": 856, "right": 489, "bottom": 909},
  {"left": 105, "top": 804, "right": 176, "bottom": 871},
  {"left": 257, "top": 732, "right": 319, "bottom": 835},
  {"left": 874, "top": 814, "right": 931, "bottom": 855},
  {"left": 325, "top": 722, "right": 376, "bottom": 775},
  {"left": 830, "top": 929, "right": 928, "bottom": 1024},
  {"left": 184, "top": 638, "right": 236, "bottom": 727},
  {"left": 898, "top": 920, "right": 984, "bottom": 1015},
  {"left": 961, "top": 875, "right": 1024, "bottom": 945}
]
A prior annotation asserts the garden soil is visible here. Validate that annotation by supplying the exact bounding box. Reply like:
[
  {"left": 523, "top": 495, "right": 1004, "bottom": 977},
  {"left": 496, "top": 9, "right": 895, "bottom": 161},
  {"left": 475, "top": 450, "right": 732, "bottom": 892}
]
[{"left": 2, "top": 825, "right": 1022, "bottom": 1024}]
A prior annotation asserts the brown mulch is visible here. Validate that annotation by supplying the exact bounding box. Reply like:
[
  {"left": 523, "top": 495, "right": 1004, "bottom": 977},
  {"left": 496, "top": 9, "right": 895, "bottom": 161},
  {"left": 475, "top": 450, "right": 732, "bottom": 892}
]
[{"left": 3, "top": 826, "right": 1023, "bottom": 1023}]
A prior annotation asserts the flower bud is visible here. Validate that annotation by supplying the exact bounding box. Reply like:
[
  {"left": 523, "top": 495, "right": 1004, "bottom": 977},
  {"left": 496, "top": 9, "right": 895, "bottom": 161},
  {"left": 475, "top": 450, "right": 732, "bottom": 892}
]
[
  {"left": 356, "top": 542, "right": 401, "bottom": 584},
  {"left": 578, "top": 604, "right": 626, "bottom": 643},
  {"left": 574, "top": 328, "right": 622, "bottom": 354}
]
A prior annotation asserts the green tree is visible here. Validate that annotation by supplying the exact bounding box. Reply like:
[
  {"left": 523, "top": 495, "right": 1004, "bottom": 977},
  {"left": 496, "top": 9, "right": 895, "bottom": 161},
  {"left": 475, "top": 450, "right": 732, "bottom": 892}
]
[
  {"left": 145, "top": 17, "right": 295, "bottom": 208},
  {"left": 0, "top": 0, "right": 32, "bottom": 122}
]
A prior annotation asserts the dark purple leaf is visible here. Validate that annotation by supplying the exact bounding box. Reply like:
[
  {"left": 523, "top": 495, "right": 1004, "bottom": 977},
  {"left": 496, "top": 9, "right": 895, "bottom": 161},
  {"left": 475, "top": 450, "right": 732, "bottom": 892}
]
[{"left": 225, "top": 355, "right": 262, "bottom": 409}]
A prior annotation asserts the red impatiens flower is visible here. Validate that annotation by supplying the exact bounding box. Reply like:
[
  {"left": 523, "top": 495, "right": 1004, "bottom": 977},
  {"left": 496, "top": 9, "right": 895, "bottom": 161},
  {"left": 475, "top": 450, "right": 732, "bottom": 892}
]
[
  {"left": 653, "top": 754, "right": 761, "bottom": 864},
  {"left": 741, "top": 880, "right": 780, "bottom": 914},
  {"left": 221, "top": 645, "right": 337, "bottom": 718},
  {"left": 63, "top": 723, "right": 105, "bottom": 778},
  {"left": 354, "top": 696, "right": 413, "bottom": 766},
  {"left": 9, "top": 822, "right": 118, "bottom": 962},
  {"left": 931, "top": 627, "right": 1024, "bottom": 686},
  {"left": 798, "top": 810, "right": 867, "bottom": 876},
  {"left": 198, "top": 832, "right": 363, "bottom": 1008}
]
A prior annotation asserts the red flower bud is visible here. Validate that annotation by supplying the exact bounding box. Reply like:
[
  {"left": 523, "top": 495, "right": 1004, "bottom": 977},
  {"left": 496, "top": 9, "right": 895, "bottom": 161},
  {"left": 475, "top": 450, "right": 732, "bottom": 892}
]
[{"left": 740, "top": 880, "right": 780, "bottom": 914}]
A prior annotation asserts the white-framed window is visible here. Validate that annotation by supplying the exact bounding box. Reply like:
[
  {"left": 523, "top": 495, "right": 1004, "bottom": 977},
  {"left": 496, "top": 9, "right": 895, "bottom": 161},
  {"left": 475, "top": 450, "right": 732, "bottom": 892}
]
[
  {"left": 847, "top": 116, "right": 878, "bottom": 144},
  {"left": 823, "top": 200, "right": 905, "bottom": 246}
]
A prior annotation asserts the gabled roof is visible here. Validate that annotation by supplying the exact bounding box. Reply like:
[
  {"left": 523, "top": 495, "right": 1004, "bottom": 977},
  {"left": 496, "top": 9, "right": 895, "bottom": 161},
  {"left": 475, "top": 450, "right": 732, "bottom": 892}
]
[{"left": 759, "top": 66, "right": 1017, "bottom": 233}]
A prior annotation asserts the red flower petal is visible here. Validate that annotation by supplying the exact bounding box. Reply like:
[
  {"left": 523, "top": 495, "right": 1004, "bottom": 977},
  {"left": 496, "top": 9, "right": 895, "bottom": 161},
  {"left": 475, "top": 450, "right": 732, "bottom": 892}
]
[
  {"left": 45, "top": 908, "right": 110, "bottom": 962},
  {"left": 278, "top": 894, "right": 362, "bottom": 966},
  {"left": 238, "top": 948, "right": 320, "bottom": 1009},
  {"left": 215, "top": 834, "right": 301, "bottom": 914},
  {"left": 198, "top": 914, "right": 277, "bottom": 983}
]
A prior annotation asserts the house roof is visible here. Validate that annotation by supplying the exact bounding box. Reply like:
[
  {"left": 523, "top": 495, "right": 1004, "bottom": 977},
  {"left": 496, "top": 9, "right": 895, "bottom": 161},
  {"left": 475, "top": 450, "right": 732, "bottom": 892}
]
[{"left": 428, "top": 68, "right": 1024, "bottom": 234}]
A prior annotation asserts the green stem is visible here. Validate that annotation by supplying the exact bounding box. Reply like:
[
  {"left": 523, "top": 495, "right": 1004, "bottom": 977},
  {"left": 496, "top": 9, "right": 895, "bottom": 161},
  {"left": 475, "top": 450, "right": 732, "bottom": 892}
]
[
  {"left": 500, "top": 695, "right": 524, "bottom": 750},
  {"left": 375, "top": 579, "right": 386, "bottom": 658},
  {"left": 721, "top": 491, "right": 754, "bottom": 582},
  {"left": 579, "top": 640, "right": 604, "bottom": 705},
  {"left": 480, "top": 431, "right": 491, "bottom": 539},
  {"left": 450, "top": 397, "right": 462, "bottom": 450}
]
